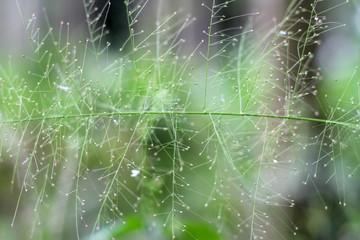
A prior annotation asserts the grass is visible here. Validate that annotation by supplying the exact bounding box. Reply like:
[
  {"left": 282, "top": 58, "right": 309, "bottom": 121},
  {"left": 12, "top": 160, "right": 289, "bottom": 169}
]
[{"left": 0, "top": 0, "right": 359, "bottom": 239}]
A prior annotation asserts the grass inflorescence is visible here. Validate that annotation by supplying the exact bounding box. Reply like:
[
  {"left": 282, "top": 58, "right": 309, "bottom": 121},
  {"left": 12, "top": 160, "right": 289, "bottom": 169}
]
[{"left": 0, "top": 0, "right": 358, "bottom": 239}]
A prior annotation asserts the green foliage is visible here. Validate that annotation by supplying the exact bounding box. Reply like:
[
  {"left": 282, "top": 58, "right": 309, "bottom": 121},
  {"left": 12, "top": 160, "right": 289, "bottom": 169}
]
[{"left": 0, "top": 0, "right": 359, "bottom": 239}]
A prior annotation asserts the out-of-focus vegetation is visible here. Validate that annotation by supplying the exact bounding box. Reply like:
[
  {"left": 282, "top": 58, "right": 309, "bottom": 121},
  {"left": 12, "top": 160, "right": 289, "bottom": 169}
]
[{"left": 0, "top": 0, "right": 359, "bottom": 239}]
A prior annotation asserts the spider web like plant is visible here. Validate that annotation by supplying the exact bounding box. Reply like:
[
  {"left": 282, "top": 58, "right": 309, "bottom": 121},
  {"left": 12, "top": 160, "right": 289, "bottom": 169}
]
[{"left": 0, "top": 0, "right": 358, "bottom": 239}]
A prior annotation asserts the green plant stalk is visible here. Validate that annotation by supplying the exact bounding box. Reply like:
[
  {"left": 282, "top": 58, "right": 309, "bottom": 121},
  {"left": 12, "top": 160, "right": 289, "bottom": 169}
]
[
  {"left": 203, "top": 0, "right": 216, "bottom": 110},
  {"left": 75, "top": 125, "right": 89, "bottom": 240},
  {"left": 1, "top": 111, "right": 358, "bottom": 129},
  {"left": 291, "top": 0, "right": 318, "bottom": 107},
  {"left": 125, "top": 0, "right": 138, "bottom": 72},
  {"left": 237, "top": 31, "right": 245, "bottom": 113},
  {"left": 249, "top": 120, "right": 267, "bottom": 240},
  {"left": 171, "top": 114, "right": 177, "bottom": 239},
  {"left": 156, "top": 0, "right": 163, "bottom": 90}
]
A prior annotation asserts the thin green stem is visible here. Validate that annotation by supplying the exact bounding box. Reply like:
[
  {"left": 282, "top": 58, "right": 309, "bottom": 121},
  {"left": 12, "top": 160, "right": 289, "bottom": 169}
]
[
  {"left": 204, "top": 0, "right": 216, "bottom": 110},
  {"left": 1, "top": 111, "right": 358, "bottom": 129},
  {"left": 291, "top": 0, "right": 318, "bottom": 106},
  {"left": 237, "top": 31, "right": 245, "bottom": 113},
  {"left": 250, "top": 120, "right": 267, "bottom": 240},
  {"left": 156, "top": 0, "right": 163, "bottom": 90},
  {"left": 171, "top": 114, "right": 177, "bottom": 239},
  {"left": 125, "top": 0, "right": 138, "bottom": 71},
  {"left": 75, "top": 125, "right": 89, "bottom": 240}
]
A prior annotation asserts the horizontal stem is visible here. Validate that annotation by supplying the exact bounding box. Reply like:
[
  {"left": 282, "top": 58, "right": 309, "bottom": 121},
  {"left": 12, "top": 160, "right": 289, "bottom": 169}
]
[{"left": 0, "top": 111, "right": 357, "bottom": 129}]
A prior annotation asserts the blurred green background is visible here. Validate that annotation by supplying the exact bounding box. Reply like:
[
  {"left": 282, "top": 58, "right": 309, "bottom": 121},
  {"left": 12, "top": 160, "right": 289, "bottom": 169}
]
[{"left": 1, "top": 0, "right": 360, "bottom": 239}]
